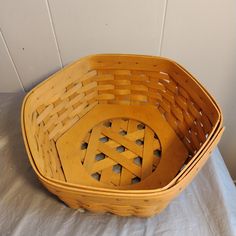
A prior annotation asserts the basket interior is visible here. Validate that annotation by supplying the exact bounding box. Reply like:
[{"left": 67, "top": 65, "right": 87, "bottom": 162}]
[
  {"left": 56, "top": 104, "right": 188, "bottom": 189},
  {"left": 22, "top": 55, "right": 220, "bottom": 190}
]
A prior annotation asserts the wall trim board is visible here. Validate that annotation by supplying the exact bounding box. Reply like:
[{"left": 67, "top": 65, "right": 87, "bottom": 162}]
[
  {"left": 159, "top": 0, "right": 168, "bottom": 56},
  {"left": 45, "top": 0, "right": 63, "bottom": 68},
  {"left": 0, "top": 29, "right": 25, "bottom": 92}
]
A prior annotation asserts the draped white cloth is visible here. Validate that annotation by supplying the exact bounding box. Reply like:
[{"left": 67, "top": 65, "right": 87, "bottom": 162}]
[{"left": 1, "top": 93, "right": 235, "bottom": 236}]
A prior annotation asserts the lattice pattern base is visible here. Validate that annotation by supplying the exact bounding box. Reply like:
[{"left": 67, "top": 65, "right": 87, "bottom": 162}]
[{"left": 80, "top": 118, "right": 161, "bottom": 186}]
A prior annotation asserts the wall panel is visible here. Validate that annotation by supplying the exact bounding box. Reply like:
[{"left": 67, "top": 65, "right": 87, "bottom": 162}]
[
  {"left": 0, "top": 0, "right": 62, "bottom": 90},
  {"left": 49, "top": 0, "right": 165, "bottom": 65},
  {"left": 161, "top": 0, "right": 236, "bottom": 179}
]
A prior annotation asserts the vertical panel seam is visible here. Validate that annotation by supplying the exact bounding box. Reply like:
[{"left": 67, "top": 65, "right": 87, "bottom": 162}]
[
  {"left": 45, "top": 0, "right": 63, "bottom": 68},
  {"left": 0, "top": 29, "right": 25, "bottom": 92},
  {"left": 159, "top": 0, "right": 168, "bottom": 56}
]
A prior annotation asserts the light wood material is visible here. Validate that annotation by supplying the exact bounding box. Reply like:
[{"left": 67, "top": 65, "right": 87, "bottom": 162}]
[
  {"left": 56, "top": 104, "right": 188, "bottom": 189},
  {"left": 21, "top": 54, "right": 223, "bottom": 217}
]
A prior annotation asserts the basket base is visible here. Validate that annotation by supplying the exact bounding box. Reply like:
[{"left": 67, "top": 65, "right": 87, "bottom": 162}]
[
  {"left": 60, "top": 196, "right": 167, "bottom": 218},
  {"left": 56, "top": 104, "right": 188, "bottom": 190}
]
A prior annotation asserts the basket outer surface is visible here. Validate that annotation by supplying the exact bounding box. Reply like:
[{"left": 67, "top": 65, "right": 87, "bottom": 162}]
[
  {"left": 42, "top": 127, "right": 223, "bottom": 217},
  {"left": 21, "top": 54, "right": 223, "bottom": 217}
]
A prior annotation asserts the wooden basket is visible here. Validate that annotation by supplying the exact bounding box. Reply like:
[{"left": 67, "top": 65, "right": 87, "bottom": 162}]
[{"left": 21, "top": 54, "right": 223, "bottom": 217}]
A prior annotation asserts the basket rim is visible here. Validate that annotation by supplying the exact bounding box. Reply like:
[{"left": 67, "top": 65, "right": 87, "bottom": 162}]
[{"left": 21, "top": 54, "right": 223, "bottom": 194}]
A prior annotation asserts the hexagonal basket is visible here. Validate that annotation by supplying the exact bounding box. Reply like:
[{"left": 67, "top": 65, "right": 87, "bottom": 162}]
[{"left": 21, "top": 54, "right": 223, "bottom": 217}]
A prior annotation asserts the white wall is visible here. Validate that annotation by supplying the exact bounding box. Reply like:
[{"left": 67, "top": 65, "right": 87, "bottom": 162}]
[
  {"left": 161, "top": 0, "right": 236, "bottom": 180},
  {"left": 0, "top": 0, "right": 235, "bottom": 180},
  {"left": 49, "top": 0, "right": 165, "bottom": 65}
]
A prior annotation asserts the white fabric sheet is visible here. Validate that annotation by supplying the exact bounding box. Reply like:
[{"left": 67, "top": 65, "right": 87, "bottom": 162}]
[{"left": 0, "top": 93, "right": 236, "bottom": 236}]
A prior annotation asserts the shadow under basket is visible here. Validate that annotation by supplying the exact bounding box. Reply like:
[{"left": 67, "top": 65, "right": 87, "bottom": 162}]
[{"left": 21, "top": 54, "right": 223, "bottom": 217}]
